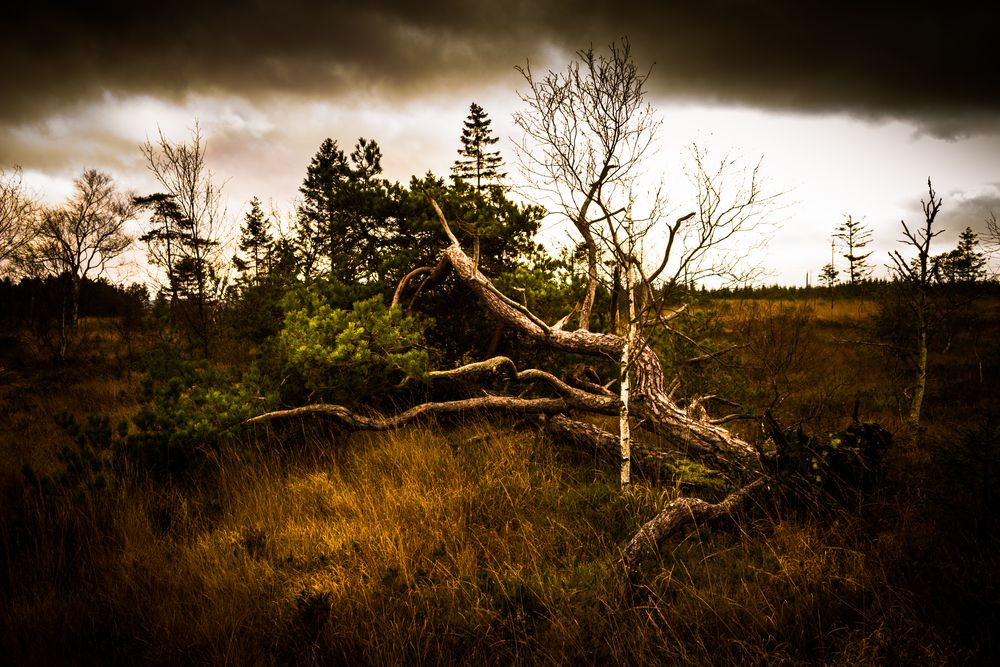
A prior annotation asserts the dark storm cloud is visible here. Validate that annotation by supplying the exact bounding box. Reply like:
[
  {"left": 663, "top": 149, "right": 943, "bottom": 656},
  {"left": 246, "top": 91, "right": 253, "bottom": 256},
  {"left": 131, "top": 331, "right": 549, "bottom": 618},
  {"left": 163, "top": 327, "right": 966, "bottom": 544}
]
[
  {"left": 947, "top": 189, "right": 1000, "bottom": 236},
  {"left": 2, "top": 1, "right": 998, "bottom": 137}
]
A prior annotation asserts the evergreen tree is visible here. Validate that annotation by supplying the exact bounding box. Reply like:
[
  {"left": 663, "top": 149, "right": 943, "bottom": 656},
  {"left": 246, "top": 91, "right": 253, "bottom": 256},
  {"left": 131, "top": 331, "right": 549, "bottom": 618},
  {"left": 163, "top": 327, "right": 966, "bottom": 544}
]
[
  {"left": 835, "top": 215, "right": 873, "bottom": 284},
  {"left": 820, "top": 263, "right": 839, "bottom": 289},
  {"left": 295, "top": 138, "right": 349, "bottom": 279},
  {"left": 295, "top": 137, "right": 396, "bottom": 285},
  {"left": 935, "top": 226, "right": 987, "bottom": 284},
  {"left": 452, "top": 102, "right": 505, "bottom": 191},
  {"left": 233, "top": 196, "right": 274, "bottom": 283},
  {"left": 134, "top": 193, "right": 187, "bottom": 307}
]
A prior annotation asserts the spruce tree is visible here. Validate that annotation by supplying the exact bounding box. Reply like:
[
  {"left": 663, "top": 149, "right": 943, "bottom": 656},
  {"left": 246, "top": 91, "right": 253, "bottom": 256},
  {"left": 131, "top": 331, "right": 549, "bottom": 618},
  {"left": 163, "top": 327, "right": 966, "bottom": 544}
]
[
  {"left": 233, "top": 196, "right": 273, "bottom": 282},
  {"left": 835, "top": 215, "right": 874, "bottom": 285},
  {"left": 295, "top": 138, "right": 350, "bottom": 279},
  {"left": 452, "top": 102, "right": 506, "bottom": 191},
  {"left": 295, "top": 137, "right": 395, "bottom": 286},
  {"left": 936, "top": 226, "right": 987, "bottom": 283}
]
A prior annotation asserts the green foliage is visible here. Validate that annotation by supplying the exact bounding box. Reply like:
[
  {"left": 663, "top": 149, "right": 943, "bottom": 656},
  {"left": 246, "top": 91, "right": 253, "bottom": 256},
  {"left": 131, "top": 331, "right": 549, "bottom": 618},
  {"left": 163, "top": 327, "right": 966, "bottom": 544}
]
[
  {"left": 295, "top": 137, "right": 398, "bottom": 284},
  {"left": 273, "top": 134, "right": 550, "bottom": 369},
  {"left": 272, "top": 290, "right": 429, "bottom": 406},
  {"left": 227, "top": 236, "right": 300, "bottom": 343},
  {"left": 232, "top": 196, "right": 274, "bottom": 281},
  {"left": 124, "top": 347, "right": 269, "bottom": 478}
]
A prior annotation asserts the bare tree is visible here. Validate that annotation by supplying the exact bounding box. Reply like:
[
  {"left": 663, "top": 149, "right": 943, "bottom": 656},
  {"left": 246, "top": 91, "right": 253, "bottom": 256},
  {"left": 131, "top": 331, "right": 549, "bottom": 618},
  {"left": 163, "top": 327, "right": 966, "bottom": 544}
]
[
  {"left": 888, "top": 178, "right": 944, "bottom": 447},
  {"left": 0, "top": 167, "right": 40, "bottom": 274},
  {"left": 22, "top": 169, "right": 135, "bottom": 358},
  {"left": 984, "top": 211, "right": 1000, "bottom": 276},
  {"left": 515, "top": 42, "right": 776, "bottom": 485},
  {"left": 514, "top": 38, "right": 657, "bottom": 331},
  {"left": 140, "top": 123, "right": 228, "bottom": 355}
]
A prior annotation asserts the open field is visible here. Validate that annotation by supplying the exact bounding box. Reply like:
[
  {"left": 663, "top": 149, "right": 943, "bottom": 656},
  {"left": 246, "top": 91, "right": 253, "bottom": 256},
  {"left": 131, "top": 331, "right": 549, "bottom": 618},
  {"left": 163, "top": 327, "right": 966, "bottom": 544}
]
[{"left": 2, "top": 296, "right": 999, "bottom": 664}]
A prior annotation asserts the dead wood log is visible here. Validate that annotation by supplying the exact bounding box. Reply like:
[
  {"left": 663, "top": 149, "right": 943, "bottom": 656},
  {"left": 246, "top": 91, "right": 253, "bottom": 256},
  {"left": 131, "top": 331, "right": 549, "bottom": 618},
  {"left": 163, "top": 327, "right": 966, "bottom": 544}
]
[
  {"left": 245, "top": 396, "right": 569, "bottom": 430},
  {"left": 252, "top": 203, "right": 759, "bottom": 473},
  {"left": 619, "top": 478, "right": 766, "bottom": 567},
  {"left": 432, "top": 222, "right": 758, "bottom": 471}
]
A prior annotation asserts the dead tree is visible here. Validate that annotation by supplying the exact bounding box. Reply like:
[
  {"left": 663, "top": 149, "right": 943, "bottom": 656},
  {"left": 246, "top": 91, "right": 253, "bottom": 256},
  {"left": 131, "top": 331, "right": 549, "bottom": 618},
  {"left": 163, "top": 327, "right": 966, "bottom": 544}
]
[
  {"left": 514, "top": 38, "right": 657, "bottom": 332},
  {"left": 248, "top": 203, "right": 764, "bottom": 563},
  {"left": 888, "top": 178, "right": 944, "bottom": 447}
]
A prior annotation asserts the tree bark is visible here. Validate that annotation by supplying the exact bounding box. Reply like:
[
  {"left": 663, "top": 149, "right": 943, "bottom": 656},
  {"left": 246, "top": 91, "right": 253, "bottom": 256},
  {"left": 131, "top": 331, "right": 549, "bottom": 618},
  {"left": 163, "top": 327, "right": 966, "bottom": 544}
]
[
  {"left": 437, "top": 240, "right": 758, "bottom": 470},
  {"left": 246, "top": 395, "right": 569, "bottom": 431},
  {"left": 619, "top": 479, "right": 765, "bottom": 567}
]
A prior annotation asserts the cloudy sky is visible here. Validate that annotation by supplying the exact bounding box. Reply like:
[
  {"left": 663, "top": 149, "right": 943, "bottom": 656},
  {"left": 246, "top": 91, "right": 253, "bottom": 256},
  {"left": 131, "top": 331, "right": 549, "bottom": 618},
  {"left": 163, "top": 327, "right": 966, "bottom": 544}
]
[{"left": 3, "top": 1, "right": 999, "bottom": 284}]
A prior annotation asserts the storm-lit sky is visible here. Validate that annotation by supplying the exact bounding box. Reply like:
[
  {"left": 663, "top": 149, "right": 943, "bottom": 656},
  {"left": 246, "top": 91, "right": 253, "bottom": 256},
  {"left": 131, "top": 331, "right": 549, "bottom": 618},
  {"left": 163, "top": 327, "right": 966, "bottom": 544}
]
[{"left": 3, "top": 1, "right": 999, "bottom": 285}]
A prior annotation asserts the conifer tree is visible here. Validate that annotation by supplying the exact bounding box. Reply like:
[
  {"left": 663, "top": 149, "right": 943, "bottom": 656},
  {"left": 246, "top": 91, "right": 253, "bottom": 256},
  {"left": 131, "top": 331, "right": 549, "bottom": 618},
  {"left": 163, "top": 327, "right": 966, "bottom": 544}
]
[
  {"left": 295, "top": 137, "right": 394, "bottom": 285},
  {"left": 233, "top": 196, "right": 273, "bottom": 283},
  {"left": 452, "top": 102, "right": 506, "bottom": 191},
  {"left": 936, "top": 226, "right": 986, "bottom": 283},
  {"left": 295, "top": 138, "right": 349, "bottom": 279},
  {"left": 835, "top": 215, "right": 873, "bottom": 285}
]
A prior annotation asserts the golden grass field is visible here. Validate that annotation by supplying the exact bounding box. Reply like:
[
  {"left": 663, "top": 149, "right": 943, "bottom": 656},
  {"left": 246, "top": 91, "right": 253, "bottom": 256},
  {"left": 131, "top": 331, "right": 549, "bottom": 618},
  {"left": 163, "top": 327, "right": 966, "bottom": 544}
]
[{"left": 2, "top": 296, "right": 998, "bottom": 664}]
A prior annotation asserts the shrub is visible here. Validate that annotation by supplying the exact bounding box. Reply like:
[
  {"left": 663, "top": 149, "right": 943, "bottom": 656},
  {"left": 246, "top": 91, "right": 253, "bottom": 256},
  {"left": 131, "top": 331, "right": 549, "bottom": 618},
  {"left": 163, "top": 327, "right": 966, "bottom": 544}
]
[{"left": 270, "top": 291, "right": 430, "bottom": 406}]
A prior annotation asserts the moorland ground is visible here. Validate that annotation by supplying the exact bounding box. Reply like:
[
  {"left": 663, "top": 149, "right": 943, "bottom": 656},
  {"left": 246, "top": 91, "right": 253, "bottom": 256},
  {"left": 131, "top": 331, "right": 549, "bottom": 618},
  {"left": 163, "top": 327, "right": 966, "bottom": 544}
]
[{"left": 2, "top": 292, "right": 998, "bottom": 665}]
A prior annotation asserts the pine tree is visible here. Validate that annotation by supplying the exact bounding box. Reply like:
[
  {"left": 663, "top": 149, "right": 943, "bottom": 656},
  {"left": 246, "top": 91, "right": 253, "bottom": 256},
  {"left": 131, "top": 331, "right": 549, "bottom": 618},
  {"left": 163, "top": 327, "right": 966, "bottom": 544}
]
[
  {"left": 452, "top": 102, "right": 506, "bottom": 191},
  {"left": 835, "top": 215, "right": 873, "bottom": 285},
  {"left": 135, "top": 193, "right": 187, "bottom": 307},
  {"left": 295, "top": 137, "right": 395, "bottom": 285},
  {"left": 233, "top": 196, "right": 273, "bottom": 282},
  {"left": 295, "top": 138, "right": 350, "bottom": 279},
  {"left": 936, "top": 226, "right": 987, "bottom": 283}
]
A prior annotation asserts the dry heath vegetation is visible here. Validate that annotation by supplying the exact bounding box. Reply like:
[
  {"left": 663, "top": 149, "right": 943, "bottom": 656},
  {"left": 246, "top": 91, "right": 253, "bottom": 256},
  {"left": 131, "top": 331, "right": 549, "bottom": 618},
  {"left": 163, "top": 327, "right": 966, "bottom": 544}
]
[{"left": 2, "top": 293, "right": 999, "bottom": 665}]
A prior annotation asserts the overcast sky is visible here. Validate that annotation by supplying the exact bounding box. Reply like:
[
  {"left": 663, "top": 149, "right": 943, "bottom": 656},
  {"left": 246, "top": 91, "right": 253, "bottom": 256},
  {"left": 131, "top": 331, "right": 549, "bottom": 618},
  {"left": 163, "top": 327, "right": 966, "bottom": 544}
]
[{"left": 3, "top": 1, "right": 999, "bottom": 285}]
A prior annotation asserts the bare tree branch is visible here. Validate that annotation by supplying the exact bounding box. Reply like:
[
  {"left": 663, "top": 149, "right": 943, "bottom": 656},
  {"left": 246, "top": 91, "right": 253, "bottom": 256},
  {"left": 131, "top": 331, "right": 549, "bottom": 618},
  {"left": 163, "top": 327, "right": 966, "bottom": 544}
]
[
  {"left": 246, "top": 396, "right": 569, "bottom": 430},
  {"left": 619, "top": 479, "right": 766, "bottom": 567}
]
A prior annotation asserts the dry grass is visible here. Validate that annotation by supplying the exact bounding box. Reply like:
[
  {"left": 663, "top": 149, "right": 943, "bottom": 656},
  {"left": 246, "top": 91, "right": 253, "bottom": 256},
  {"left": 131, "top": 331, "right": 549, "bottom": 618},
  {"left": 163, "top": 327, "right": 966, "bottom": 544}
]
[
  {"left": 2, "top": 300, "right": 997, "bottom": 664},
  {"left": 1, "top": 418, "right": 959, "bottom": 665}
]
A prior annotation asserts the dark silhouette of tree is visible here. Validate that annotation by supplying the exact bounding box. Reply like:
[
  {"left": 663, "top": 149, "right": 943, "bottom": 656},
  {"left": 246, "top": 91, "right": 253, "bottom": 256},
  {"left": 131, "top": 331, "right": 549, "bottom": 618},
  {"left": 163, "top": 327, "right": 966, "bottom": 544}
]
[
  {"left": 888, "top": 178, "right": 944, "bottom": 447},
  {"left": 835, "top": 215, "right": 873, "bottom": 285},
  {"left": 935, "top": 226, "right": 986, "bottom": 284},
  {"left": 233, "top": 196, "right": 274, "bottom": 284},
  {"left": 295, "top": 137, "right": 395, "bottom": 284},
  {"left": 0, "top": 166, "right": 39, "bottom": 275},
  {"left": 22, "top": 169, "right": 136, "bottom": 359},
  {"left": 134, "top": 192, "right": 187, "bottom": 307},
  {"left": 140, "top": 124, "right": 226, "bottom": 356},
  {"left": 452, "top": 102, "right": 505, "bottom": 191}
]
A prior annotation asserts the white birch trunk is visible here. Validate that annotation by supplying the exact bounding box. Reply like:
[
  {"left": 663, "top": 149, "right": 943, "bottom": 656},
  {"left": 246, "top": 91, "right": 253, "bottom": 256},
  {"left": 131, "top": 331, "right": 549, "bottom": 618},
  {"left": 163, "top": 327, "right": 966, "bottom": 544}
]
[{"left": 619, "top": 260, "right": 637, "bottom": 488}]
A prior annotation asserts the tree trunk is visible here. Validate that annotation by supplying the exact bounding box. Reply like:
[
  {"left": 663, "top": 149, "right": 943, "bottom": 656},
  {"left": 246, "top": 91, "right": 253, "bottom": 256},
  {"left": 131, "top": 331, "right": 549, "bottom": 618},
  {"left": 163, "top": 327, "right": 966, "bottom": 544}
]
[
  {"left": 435, "top": 238, "right": 758, "bottom": 471},
  {"left": 577, "top": 225, "right": 598, "bottom": 331},
  {"left": 619, "top": 261, "right": 636, "bottom": 488}
]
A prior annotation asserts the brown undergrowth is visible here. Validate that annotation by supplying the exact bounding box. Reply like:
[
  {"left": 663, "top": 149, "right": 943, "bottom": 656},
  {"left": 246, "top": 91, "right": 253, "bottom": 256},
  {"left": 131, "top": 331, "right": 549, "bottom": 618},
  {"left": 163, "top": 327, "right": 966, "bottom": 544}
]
[{"left": 1, "top": 300, "right": 997, "bottom": 664}]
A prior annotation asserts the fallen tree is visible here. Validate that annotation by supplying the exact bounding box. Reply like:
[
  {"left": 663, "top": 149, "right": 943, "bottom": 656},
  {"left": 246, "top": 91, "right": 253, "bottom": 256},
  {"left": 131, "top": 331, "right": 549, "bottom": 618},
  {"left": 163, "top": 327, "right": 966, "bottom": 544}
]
[{"left": 248, "top": 204, "right": 766, "bottom": 563}]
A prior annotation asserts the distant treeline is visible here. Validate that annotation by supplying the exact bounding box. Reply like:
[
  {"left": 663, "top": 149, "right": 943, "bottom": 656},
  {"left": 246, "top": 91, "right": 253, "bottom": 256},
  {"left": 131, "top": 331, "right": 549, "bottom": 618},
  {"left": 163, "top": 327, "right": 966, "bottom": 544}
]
[
  {"left": 704, "top": 278, "right": 1000, "bottom": 301},
  {"left": 0, "top": 275, "right": 147, "bottom": 325}
]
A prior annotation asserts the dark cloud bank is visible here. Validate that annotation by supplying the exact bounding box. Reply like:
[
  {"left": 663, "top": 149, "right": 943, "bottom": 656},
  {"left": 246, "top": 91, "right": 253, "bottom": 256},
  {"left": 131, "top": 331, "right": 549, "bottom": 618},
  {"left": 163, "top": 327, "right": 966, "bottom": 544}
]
[{"left": 4, "top": 1, "right": 998, "bottom": 137}]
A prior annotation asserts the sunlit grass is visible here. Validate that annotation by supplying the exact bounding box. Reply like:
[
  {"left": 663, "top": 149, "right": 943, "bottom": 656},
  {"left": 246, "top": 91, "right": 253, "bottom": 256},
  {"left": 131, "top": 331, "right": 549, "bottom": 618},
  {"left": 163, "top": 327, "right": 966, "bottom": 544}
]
[
  {"left": 2, "top": 417, "right": 950, "bottom": 664},
  {"left": 3, "top": 301, "right": 997, "bottom": 663}
]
